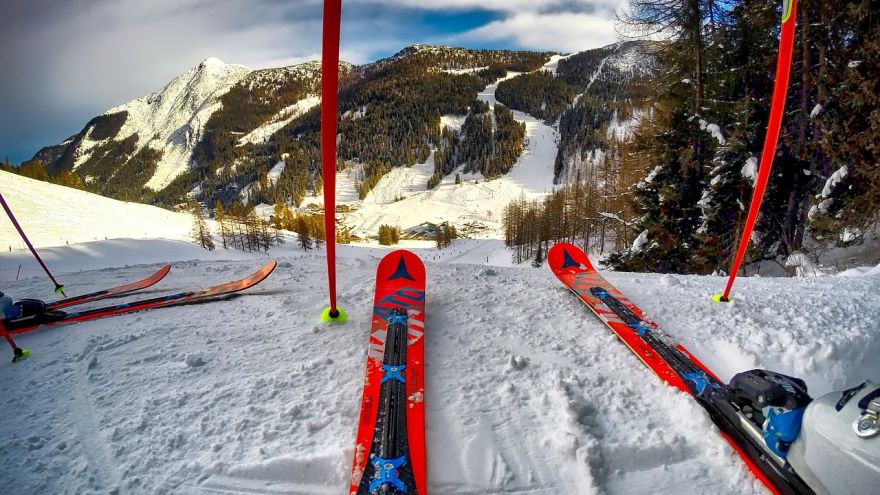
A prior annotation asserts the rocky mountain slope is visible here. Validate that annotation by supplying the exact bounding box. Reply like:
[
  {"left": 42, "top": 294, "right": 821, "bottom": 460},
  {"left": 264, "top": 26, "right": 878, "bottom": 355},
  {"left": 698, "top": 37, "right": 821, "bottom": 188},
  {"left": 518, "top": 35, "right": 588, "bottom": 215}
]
[{"left": 25, "top": 43, "right": 651, "bottom": 211}]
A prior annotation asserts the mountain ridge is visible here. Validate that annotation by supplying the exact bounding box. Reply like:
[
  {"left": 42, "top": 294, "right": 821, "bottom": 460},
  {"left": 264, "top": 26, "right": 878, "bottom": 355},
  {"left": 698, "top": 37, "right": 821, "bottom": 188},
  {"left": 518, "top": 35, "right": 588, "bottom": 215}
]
[{"left": 22, "top": 42, "right": 650, "bottom": 211}]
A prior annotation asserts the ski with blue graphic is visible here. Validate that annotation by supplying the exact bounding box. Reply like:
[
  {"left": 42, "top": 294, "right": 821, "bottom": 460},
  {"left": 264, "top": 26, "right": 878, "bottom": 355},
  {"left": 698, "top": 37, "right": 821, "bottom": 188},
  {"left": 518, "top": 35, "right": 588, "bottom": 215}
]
[
  {"left": 350, "top": 250, "right": 426, "bottom": 495},
  {"left": 548, "top": 242, "right": 812, "bottom": 494}
]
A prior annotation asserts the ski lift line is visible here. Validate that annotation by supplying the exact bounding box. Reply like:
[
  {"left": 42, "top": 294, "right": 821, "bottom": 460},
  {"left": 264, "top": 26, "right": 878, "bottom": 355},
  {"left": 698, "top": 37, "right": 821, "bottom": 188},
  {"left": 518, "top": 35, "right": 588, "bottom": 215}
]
[
  {"left": 320, "top": 0, "right": 345, "bottom": 322},
  {"left": 0, "top": 191, "right": 66, "bottom": 296},
  {"left": 719, "top": 0, "right": 798, "bottom": 302}
]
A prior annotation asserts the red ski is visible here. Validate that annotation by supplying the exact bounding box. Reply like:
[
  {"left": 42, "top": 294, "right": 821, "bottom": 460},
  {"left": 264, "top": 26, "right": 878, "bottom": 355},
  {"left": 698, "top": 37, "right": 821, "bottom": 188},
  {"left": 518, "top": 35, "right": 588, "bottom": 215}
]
[
  {"left": 48, "top": 265, "right": 171, "bottom": 309},
  {"left": 5, "top": 261, "right": 276, "bottom": 335},
  {"left": 548, "top": 242, "right": 811, "bottom": 494},
  {"left": 350, "top": 250, "right": 427, "bottom": 495},
  {"left": 548, "top": 243, "right": 712, "bottom": 393}
]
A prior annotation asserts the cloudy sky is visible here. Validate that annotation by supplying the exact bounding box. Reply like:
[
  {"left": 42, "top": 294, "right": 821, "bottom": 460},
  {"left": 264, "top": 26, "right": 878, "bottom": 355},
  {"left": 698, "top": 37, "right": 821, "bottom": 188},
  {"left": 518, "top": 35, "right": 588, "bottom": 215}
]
[{"left": 0, "top": 0, "right": 625, "bottom": 164}]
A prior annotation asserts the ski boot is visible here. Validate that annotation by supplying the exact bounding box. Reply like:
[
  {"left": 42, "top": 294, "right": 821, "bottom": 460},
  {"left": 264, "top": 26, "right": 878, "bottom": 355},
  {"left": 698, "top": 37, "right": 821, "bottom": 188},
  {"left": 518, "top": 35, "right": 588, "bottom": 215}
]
[
  {"left": 729, "top": 369, "right": 812, "bottom": 458},
  {"left": 788, "top": 380, "right": 880, "bottom": 493}
]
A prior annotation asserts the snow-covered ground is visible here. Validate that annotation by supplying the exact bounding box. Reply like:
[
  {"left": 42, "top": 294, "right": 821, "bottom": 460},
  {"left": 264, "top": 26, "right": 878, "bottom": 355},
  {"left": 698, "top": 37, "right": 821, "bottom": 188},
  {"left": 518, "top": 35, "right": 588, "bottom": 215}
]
[
  {"left": 0, "top": 238, "right": 877, "bottom": 495},
  {"left": 0, "top": 171, "right": 195, "bottom": 250},
  {"left": 2, "top": 48, "right": 878, "bottom": 495},
  {"left": 1, "top": 166, "right": 878, "bottom": 494}
]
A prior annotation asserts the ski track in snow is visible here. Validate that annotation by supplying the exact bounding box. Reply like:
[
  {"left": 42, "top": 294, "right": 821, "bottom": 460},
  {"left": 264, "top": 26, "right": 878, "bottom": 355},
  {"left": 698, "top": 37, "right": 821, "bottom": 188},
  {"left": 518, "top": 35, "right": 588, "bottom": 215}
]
[
  {"left": 1, "top": 239, "right": 877, "bottom": 494},
  {"left": 300, "top": 67, "right": 558, "bottom": 240}
]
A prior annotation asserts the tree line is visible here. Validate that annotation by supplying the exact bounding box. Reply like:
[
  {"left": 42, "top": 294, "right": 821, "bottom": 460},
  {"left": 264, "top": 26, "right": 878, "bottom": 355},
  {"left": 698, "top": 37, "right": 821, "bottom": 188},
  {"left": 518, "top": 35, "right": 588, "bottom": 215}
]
[
  {"left": 429, "top": 102, "right": 526, "bottom": 188},
  {"left": 212, "top": 202, "right": 281, "bottom": 253},
  {"left": 495, "top": 71, "right": 578, "bottom": 122},
  {"left": 563, "top": 0, "right": 880, "bottom": 274},
  {"left": 503, "top": 167, "right": 637, "bottom": 265}
]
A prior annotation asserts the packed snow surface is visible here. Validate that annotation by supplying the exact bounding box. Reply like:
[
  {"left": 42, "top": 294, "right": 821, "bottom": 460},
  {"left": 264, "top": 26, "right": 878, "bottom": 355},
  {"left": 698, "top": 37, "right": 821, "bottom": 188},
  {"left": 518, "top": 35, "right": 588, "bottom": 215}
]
[
  {"left": 1, "top": 166, "right": 878, "bottom": 493},
  {"left": 0, "top": 171, "right": 195, "bottom": 250},
  {"left": 1, "top": 239, "right": 877, "bottom": 495}
]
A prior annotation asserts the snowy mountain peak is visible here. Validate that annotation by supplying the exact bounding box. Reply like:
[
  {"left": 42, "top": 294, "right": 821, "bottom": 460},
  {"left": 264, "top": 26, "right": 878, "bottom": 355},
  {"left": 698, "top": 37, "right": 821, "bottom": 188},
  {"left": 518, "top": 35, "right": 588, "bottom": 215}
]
[
  {"left": 199, "top": 56, "right": 228, "bottom": 69},
  {"left": 83, "top": 58, "right": 253, "bottom": 190},
  {"left": 122, "top": 57, "right": 251, "bottom": 113}
]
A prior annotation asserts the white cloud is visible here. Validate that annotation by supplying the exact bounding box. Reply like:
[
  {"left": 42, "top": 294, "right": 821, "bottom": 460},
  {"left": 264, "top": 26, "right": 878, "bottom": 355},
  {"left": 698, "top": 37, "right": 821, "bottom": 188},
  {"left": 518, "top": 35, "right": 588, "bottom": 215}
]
[
  {"left": 31, "top": 1, "right": 321, "bottom": 107},
  {"left": 455, "top": 12, "right": 619, "bottom": 53},
  {"left": 0, "top": 0, "right": 628, "bottom": 161},
  {"left": 343, "top": 0, "right": 626, "bottom": 54},
  {"left": 354, "top": 0, "right": 622, "bottom": 14}
]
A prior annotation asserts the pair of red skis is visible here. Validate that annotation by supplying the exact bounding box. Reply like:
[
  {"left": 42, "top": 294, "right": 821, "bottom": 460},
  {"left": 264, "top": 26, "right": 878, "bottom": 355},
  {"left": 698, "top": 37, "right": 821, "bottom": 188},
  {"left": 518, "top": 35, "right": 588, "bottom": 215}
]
[
  {"left": 350, "top": 245, "right": 808, "bottom": 494},
  {"left": 3, "top": 261, "right": 277, "bottom": 335}
]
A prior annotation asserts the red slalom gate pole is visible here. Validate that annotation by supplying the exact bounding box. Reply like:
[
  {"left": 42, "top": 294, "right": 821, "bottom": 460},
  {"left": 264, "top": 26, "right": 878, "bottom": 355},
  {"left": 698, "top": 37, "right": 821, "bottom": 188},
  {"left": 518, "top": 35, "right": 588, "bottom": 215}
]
[
  {"left": 319, "top": 0, "right": 346, "bottom": 323},
  {"left": 716, "top": 0, "right": 798, "bottom": 303},
  {"left": 0, "top": 190, "right": 66, "bottom": 296}
]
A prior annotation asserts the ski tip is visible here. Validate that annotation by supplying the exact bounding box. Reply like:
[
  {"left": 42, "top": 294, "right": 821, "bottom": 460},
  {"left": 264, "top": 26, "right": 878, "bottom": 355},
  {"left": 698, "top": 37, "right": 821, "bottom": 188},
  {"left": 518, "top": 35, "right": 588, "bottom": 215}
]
[
  {"left": 320, "top": 306, "right": 348, "bottom": 324},
  {"left": 547, "top": 242, "right": 594, "bottom": 273},
  {"left": 712, "top": 293, "right": 732, "bottom": 303}
]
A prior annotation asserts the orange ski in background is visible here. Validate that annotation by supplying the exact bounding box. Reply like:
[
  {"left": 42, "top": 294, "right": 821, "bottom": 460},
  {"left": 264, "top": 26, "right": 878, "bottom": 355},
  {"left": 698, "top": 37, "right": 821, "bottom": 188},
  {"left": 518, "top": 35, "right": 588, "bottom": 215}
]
[{"left": 5, "top": 261, "right": 276, "bottom": 335}]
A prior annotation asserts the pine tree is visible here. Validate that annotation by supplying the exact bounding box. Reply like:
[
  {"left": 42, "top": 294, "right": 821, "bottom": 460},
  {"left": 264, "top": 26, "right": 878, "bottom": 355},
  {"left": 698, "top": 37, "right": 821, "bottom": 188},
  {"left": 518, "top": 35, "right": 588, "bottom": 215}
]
[
  {"left": 810, "top": 0, "right": 880, "bottom": 240},
  {"left": 532, "top": 241, "right": 544, "bottom": 267},
  {"left": 378, "top": 224, "right": 401, "bottom": 245},
  {"left": 297, "top": 216, "right": 313, "bottom": 250},
  {"left": 189, "top": 202, "right": 215, "bottom": 251},
  {"left": 214, "top": 201, "right": 228, "bottom": 249},
  {"left": 618, "top": 0, "right": 722, "bottom": 115},
  {"left": 282, "top": 206, "right": 296, "bottom": 231},
  {"left": 434, "top": 223, "right": 446, "bottom": 249}
]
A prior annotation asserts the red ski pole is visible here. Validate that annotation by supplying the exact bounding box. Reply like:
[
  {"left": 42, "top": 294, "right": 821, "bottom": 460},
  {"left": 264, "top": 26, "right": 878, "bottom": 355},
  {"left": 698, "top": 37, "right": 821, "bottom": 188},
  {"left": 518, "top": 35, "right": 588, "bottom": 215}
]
[
  {"left": 0, "top": 320, "right": 29, "bottom": 362},
  {"left": 319, "top": 0, "right": 346, "bottom": 323},
  {"left": 715, "top": 0, "right": 798, "bottom": 303}
]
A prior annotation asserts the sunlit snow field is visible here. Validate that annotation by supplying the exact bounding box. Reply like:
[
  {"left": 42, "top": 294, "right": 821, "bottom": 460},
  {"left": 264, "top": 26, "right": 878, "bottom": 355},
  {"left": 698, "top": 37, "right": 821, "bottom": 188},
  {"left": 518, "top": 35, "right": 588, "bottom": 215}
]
[{"left": 0, "top": 235, "right": 877, "bottom": 494}]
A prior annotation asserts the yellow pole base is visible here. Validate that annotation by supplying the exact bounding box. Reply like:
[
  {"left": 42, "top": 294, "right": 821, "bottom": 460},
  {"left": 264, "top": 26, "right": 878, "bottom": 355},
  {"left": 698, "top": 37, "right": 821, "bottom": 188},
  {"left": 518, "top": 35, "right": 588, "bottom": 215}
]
[
  {"left": 12, "top": 348, "right": 30, "bottom": 362},
  {"left": 320, "top": 306, "right": 348, "bottom": 323},
  {"left": 712, "top": 294, "right": 732, "bottom": 303}
]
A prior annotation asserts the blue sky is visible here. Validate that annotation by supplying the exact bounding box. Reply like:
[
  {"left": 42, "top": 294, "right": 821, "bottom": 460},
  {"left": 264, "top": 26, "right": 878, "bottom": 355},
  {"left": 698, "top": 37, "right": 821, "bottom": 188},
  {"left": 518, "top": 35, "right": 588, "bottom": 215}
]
[{"left": 0, "top": 0, "right": 624, "bottom": 164}]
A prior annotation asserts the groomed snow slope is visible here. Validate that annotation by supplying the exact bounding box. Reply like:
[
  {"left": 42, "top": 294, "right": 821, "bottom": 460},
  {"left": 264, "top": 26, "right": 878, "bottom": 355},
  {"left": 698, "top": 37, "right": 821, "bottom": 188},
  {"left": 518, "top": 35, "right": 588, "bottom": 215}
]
[
  {"left": 0, "top": 171, "right": 195, "bottom": 250},
  {"left": 302, "top": 59, "right": 559, "bottom": 239},
  {"left": 0, "top": 240, "right": 877, "bottom": 495}
]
